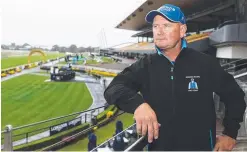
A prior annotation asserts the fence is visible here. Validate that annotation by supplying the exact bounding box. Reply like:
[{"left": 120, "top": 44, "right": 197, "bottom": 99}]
[
  {"left": 1, "top": 106, "right": 106, "bottom": 151},
  {"left": 41, "top": 110, "right": 123, "bottom": 151},
  {"left": 90, "top": 122, "right": 148, "bottom": 152}
]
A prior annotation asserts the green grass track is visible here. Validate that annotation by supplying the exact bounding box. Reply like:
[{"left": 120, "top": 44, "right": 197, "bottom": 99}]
[
  {"left": 1, "top": 53, "right": 65, "bottom": 69},
  {"left": 1, "top": 74, "right": 92, "bottom": 136}
]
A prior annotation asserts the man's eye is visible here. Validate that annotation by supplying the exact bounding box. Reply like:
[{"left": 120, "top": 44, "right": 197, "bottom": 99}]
[{"left": 153, "top": 25, "right": 158, "bottom": 28}]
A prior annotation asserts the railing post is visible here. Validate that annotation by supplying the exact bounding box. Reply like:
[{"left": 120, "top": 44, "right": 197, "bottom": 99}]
[
  {"left": 91, "top": 111, "right": 93, "bottom": 121},
  {"left": 4, "top": 125, "right": 13, "bottom": 151},
  {"left": 85, "top": 113, "right": 87, "bottom": 123},
  {"left": 245, "top": 109, "right": 247, "bottom": 135},
  {"left": 26, "top": 133, "right": 28, "bottom": 144},
  {"left": 239, "top": 109, "right": 247, "bottom": 137}
]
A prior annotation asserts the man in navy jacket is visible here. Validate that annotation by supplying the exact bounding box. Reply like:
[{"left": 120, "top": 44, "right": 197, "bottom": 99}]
[{"left": 104, "top": 4, "right": 246, "bottom": 151}]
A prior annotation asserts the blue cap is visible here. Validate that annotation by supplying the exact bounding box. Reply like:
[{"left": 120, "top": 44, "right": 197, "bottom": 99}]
[{"left": 145, "top": 4, "right": 186, "bottom": 24}]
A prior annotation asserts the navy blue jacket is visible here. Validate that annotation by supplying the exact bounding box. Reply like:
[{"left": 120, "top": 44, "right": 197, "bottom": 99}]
[{"left": 104, "top": 48, "right": 246, "bottom": 151}]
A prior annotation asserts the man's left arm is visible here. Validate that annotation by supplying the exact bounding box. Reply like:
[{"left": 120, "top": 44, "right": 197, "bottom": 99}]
[{"left": 213, "top": 59, "right": 246, "bottom": 150}]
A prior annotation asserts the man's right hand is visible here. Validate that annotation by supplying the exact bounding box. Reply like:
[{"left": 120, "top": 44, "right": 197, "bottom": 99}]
[{"left": 134, "top": 103, "right": 160, "bottom": 143}]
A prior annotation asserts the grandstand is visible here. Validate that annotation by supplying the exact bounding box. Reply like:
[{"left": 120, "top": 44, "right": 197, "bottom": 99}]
[{"left": 113, "top": 0, "right": 247, "bottom": 60}]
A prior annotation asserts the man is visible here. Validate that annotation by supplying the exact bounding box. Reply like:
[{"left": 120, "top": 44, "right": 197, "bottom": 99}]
[
  {"left": 88, "top": 133, "right": 97, "bottom": 151},
  {"left": 103, "top": 78, "right": 107, "bottom": 89},
  {"left": 104, "top": 4, "right": 246, "bottom": 151},
  {"left": 113, "top": 121, "right": 125, "bottom": 151}
]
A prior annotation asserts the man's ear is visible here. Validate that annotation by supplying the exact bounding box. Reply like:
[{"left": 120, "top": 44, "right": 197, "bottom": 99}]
[{"left": 180, "top": 24, "right": 187, "bottom": 38}]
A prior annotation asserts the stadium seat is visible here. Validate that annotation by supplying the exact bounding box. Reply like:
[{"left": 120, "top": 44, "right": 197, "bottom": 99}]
[{"left": 185, "top": 32, "right": 211, "bottom": 43}]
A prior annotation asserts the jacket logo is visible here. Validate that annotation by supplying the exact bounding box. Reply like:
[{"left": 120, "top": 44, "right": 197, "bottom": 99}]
[{"left": 186, "top": 76, "right": 200, "bottom": 92}]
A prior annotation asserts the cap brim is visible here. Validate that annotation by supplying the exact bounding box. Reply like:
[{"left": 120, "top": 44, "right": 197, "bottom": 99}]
[{"left": 145, "top": 10, "right": 179, "bottom": 23}]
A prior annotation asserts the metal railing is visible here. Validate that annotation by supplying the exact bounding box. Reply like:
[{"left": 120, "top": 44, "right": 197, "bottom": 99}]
[
  {"left": 225, "top": 62, "right": 247, "bottom": 72},
  {"left": 221, "top": 59, "right": 246, "bottom": 67},
  {"left": 90, "top": 123, "right": 136, "bottom": 151},
  {"left": 90, "top": 122, "right": 148, "bottom": 152},
  {"left": 124, "top": 136, "right": 145, "bottom": 152},
  {"left": 12, "top": 126, "right": 49, "bottom": 146},
  {"left": 222, "top": 59, "right": 247, "bottom": 72},
  {"left": 41, "top": 111, "right": 125, "bottom": 151},
  {"left": 2, "top": 106, "right": 105, "bottom": 134},
  {"left": 1, "top": 105, "right": 106, "bottom": 151}
]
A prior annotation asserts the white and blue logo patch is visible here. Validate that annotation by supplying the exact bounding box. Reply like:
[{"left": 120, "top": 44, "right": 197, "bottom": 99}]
[
  {"left": 186, "top": 76, "right": 200, "bottom": 92},
  {"left": 161, "top": 5, "right": 176, "bottom": 12}
]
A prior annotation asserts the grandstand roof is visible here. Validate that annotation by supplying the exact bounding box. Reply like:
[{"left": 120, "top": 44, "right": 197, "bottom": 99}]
[{"left": 116, "top": 0, "right": 236, "bottom": 32}]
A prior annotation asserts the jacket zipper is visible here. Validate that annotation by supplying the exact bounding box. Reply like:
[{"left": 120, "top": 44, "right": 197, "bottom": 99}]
[{"left": 170, "top": 65, "right": 175, "bottom": 115}]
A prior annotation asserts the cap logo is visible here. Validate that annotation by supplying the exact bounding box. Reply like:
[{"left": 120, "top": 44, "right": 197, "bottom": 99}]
[{"left": 161, "top": 6, "right": 176, "bottom": 12}]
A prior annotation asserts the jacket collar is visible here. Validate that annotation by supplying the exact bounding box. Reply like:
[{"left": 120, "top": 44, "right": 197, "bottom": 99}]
[{"left": 155, "top": 38, "right": 187, "bottom": 65}]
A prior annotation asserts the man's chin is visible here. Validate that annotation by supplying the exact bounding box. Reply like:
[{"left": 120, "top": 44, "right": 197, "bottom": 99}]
[{"left": 155, "top": 44, "right": 168, "bottom": 50}]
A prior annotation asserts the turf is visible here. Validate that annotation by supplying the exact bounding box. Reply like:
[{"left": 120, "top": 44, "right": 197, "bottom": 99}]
[
  {"left": 101, "top": 57, "right": 114, "bottom": 63},
  {"left": 59, "top": 113, "right": 134, "bottom": 151},
  {"left": 1, "top": 74, "right": 93, "bottom": 136},
  {"left": 85, "top": 59, "right": 99, "bottom": 65},
  {"left": 1, "top": 53, "right": 65, "bottom": 69}
]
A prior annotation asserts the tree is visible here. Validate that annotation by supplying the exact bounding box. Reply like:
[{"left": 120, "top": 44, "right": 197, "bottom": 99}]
[
  {"left": 60, "top": 47, "right": 67, "bottom": 53},
  {"left": 78, "top": 46, "right": 86, "bottom": 52},
  {"left": 1, "top": 44, "right": 8, "bottom": 49},
  {"left": 69, "top": 44, "right": 77, "bottom": 52},
  {"left": 87, "top": 46, "right": 94, "bottom": 53},
  {"left": 11, "top": 43, "right": 16, "bottom": 47},
  {"left": 15, "top": 45, "right": 21, "bottom": 50},
  {"left": 52, "top": 45, "right": 60, "bottom": 51},
  {"left": 22, "top": 43, "right": 30, "bottom": 48}
]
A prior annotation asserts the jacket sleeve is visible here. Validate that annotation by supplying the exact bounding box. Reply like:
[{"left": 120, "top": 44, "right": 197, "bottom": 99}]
[
  {"left": 212, "top": 58, "right": 246, "bottom": 139},
  {"left": 104, "top": 57, "right": 148, "bottom": 114}
]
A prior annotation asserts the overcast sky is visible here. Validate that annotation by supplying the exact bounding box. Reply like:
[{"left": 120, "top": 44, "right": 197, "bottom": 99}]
[{"left": 1, "top": 0, "right": 146, "bottom": 48}]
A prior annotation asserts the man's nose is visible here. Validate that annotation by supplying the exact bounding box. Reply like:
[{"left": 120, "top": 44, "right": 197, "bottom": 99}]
[{"left": 157, "top": 27, "right": 164, "bottom": 35}]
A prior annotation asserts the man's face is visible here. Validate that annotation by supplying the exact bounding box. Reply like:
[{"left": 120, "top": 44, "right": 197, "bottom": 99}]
[{"left": 152, "top": 15, "right": 186, "bottom": 50}]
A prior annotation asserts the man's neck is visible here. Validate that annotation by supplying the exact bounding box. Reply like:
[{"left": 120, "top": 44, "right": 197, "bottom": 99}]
[{"left": 161, "top": 40, "right": 182, "bottom": 61}]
